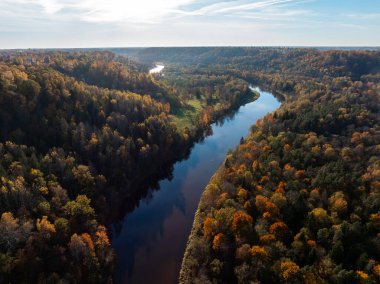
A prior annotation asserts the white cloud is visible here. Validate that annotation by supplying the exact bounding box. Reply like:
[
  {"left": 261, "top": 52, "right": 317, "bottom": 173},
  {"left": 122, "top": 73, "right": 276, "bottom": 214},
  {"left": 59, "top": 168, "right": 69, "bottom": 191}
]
[
  {"left": 202, "top": 0, "right": 300, "bottom": 15},
  {"left": 35, "top": 0, "right": 63, "bottom": 14},
  {"left": 171, "top": 0, "right": 306, "bottom": 18},
  {"left": 0, "top": 0, "right": 310, "bottom": 24},
  {"left": 29, "top": 0, "right": 198, "bottom": 23},
  {"left": 344, "top": 13, "right": 380, "bottom": 20}
]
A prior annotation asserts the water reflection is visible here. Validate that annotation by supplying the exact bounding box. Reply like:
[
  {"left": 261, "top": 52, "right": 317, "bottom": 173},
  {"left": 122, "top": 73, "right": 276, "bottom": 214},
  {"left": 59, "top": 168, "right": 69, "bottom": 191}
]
[{"left": 110, "top": 87, "right": 281, "bottom": 284}]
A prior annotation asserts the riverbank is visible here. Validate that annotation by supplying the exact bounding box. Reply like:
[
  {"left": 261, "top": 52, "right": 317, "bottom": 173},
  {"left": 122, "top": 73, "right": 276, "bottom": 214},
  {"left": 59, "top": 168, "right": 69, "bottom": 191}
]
[
  {"left": 179, "top": 165, "right": 226, "bottom": 283},
  {"left": 104, "top": 87, "right": 260, "bottom": 224},
  {"left": 179, "top": 87, "right": 281, "bottom": 283},
  {"left": 111, "top": 87, "right": 280, "bottom": 283}
]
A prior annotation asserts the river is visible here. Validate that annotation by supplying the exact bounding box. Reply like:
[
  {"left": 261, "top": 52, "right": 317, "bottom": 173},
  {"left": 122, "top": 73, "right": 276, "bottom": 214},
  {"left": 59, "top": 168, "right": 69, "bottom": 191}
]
[
  {"left": 110, "top": 86, "right": 281, "bottom": 284},
  {"left": 149, "top": 64, "right": 165, "bottom": 74}
]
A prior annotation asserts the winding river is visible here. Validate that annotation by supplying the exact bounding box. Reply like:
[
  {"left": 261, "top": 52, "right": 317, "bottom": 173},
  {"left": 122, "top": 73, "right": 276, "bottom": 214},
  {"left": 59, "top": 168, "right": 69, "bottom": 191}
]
[{"left": 110, "top": 86, "right": 281, "bottom": 284}]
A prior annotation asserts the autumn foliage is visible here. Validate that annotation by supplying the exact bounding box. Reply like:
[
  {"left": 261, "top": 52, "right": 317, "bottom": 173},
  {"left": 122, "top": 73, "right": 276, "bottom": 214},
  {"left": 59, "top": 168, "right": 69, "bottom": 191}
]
[{"left": 180, "top": 47, "right": 380, "bottom": 284}]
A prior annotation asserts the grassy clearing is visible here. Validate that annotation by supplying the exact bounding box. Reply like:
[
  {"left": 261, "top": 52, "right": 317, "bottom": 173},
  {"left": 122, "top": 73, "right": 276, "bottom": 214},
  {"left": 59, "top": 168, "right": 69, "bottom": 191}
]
[
  {"left": 172, "top": 88, "right": 259, "bottom": 131},
  {"left": 172, "top": 99, "right": 203, "bottom": 130}
]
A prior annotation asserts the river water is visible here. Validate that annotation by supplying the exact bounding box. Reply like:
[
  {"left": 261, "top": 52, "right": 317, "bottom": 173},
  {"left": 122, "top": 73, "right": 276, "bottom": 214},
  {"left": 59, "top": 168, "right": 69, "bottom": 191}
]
[
  {"left": 110, "top": 86, "right": 281, "bottom": 284},
  {"left": 149, "top": 65, "right": 165, "bottom": 74}
]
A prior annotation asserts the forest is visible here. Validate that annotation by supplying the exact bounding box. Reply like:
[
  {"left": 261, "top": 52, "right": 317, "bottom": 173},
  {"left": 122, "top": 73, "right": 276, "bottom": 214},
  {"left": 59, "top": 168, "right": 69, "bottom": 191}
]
[
  {"left": 0, "top": 50, "right": 252, "bottom": 282},
  {"left": 0, "top": 47, "right": 379, "bottom": 283},
  {"left": 178, "top": 48, "right": 380, "bottom": 283}
]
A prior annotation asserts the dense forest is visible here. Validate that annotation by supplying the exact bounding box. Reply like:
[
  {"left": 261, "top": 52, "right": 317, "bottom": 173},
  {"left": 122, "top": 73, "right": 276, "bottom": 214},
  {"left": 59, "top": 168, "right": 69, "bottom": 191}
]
[
  {"left": 0, "top": 51, "right": 176, "bottom": 283},
  {"left": 0, "top": 50, "right": 252, "bottom": 282},
  {"left": 0, "top": 47, "right": 379, "bottom": 283},
  {"left": 179, "top": 48, "right": 380, "bottom": 283}
]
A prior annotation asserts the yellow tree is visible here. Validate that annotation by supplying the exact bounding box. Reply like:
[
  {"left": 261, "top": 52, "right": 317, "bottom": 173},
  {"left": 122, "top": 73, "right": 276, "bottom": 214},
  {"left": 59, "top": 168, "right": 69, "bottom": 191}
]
[{"left": 279, "top": 260, "right": 300, "bottom": 281}]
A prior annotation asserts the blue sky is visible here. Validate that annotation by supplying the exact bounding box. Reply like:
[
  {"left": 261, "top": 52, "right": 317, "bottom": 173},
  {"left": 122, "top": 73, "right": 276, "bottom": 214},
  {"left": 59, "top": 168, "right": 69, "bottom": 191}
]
[{"left": 0, "top": 0, "right": 379, "bottom": 48}]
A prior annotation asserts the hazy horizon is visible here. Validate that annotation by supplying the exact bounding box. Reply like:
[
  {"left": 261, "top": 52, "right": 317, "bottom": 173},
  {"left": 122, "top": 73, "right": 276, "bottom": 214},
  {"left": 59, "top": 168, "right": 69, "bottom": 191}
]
[{"left": 1, "top": 45, "right": 380, "bottom": 51}]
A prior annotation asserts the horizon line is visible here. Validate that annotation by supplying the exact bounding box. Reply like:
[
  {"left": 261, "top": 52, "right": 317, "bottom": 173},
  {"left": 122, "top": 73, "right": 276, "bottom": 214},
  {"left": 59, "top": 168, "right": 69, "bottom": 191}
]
[{"left": 1, "top": 45, "right": 380, "bottom": 51}]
